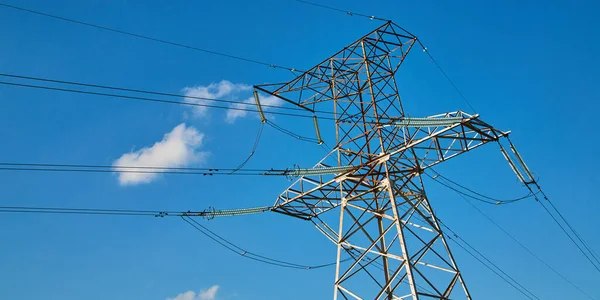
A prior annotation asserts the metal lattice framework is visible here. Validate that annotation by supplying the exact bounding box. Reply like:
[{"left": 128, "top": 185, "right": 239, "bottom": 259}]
[{"left": 256, "top": 21, "right": 510, "bottom": 299}]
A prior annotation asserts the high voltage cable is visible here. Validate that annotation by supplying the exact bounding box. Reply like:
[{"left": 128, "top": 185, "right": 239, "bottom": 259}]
[
  {"left": 0, "top": 162, "right": 354, "bottom": 178},
  {"left": 416, "top": 39, "right": 478, "bottom": 113},
  {"left": 452, "top": 192, "right": 597, "bottom": 299},
  {"left": 0, "top": 206, "right": 176, "bottom": 217},
  {"left": 0, "top": 162, "right": 268, "bottom": 172},
  {"left": 228, "top": 122, "right": 264, "bottom": 175},
  {"left": 429, "top": 170, "right": 534, "bottom": 203},
  {"left": 423, "top": 171, "right": 529, "bottom": 205},
  {"left": 536, "top": 199, "right": 600, "bottom": 273},
  {"left": 181, "top": 216, "right": 344, "bottom": 270},
  {"left": 545, "top": 199, "right": 600, "bottom": 265},
  {"left": 265, "top": 119, "right": 322, "bottom": 144},
  {"left": 0, "top": 205, "right": 272, "bottom": 219},
  {"left": 296, "top": 0, "right": 389, "bottom": 21},
  {"left": 0, "top": 166, "right": 270, "bottom": 176},
  {"left": 0, "top": 205, "right": 338, "bottom": 270},
  {"left": 443, "top": 233, "right": 539, "bottom": 300},
  {"left": 428, "top": 169, "right": 600, "bottom": 275},
  {"left": 438, "top": 220, "right": 541, "bottom": 300},
  {"left": 0, "top": 2, "right": 298, "bottom": 71},
  {"left": 0, "top": 80, "right": 338, "bottom": 121},
  {"left": 0, "top": 73, "right": 335, "bottom": 115}
]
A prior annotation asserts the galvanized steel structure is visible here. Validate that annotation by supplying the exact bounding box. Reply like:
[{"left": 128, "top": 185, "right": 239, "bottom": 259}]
[{"left": 256, "top": 21, "right": 513, "bottom": 299}]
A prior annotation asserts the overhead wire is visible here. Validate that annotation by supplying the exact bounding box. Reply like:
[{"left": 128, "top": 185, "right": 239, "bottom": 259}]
[
  {"left": 0, "top": 73, "right": 335, "bottom": 115},
  {"left": 181, "top": 215, "right": 344, "bottom": 269},
  {"left": 536, "top": 198, "right": 600, "bottom": 273},
  {"left": 228, "top": 122, "right": 265, "bottom": 174},
  {"left": 0, "top": 162, "right": 357, "bottom": 178},
  {"left": 438, "top": 220, "right": 541, "bottom": 300},
  {"left": 443, "top": 232, "right": 539, "bottom": 300},
  {"left": 415, "top": 39, "right": 477, "bottom": 113},
  {"left": 499, "top": 137, "right": 600, "bottom": 272},
  {"left": 423, "top": 171, "right": 530, "bottom": 205},
  {"left": 427, "top": 168, "right": 600, "bottom": 276},
  {"left": 0, "top": 2, "right": 297, "bottom": 71},
  {"left": 0, "top": 206, "right": 174, "bottom": 217},
  {"left": 295, "top": 0, "right": 389, "bottom": 21},
  {"left": 545, "top": 199, "right": 600, "bottom": 265},
  {"left": 265, "top": 119, "right": 322, "bottom": 144},
  {"left": 429, "top": 170, "right": 534, "bottom": 203},
  {"left": 451, "top": 192, "right": 597, "bottom": 300},
  {"left": 0, "top": 80, "right": 337, "bottom": 121},
  {"left": 2, "top": 203, "right": 345, "bottom": 270},
  {"left": 0, "top": 204, "right": 272, "bottom": 220},
  {"left": 0, "top": 162, "right": 264, "bottom": 172},
  {"left": 0, "top": 166, "right": 268, "bottom": 176}
]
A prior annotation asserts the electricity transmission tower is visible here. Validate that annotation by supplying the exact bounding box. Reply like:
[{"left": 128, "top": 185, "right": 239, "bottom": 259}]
[{"left": 256, "top": 21, "right": 514, "bottom": 299}]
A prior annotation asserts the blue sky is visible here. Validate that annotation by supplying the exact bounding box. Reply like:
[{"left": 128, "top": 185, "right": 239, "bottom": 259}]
[{"left": 1, "top": 0, "right": 599, "bottom": 299}]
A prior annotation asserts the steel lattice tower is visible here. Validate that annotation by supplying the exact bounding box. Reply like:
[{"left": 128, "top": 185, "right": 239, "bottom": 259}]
[{"left": 256, "top": 21, "right": 509, "bottom": 299}]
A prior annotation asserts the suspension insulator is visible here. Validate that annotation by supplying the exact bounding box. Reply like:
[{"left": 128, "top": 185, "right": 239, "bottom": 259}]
[
  {"left": 313, "top": 116, "right": 324, "bottom": 145},
  {"left": 254, "top": 90, "right": 267, "bottom": 123}
]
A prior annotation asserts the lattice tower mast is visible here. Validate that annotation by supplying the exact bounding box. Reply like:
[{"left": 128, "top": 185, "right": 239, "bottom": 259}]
[{"left": 256, "top": 21, "right": 510, "bottom": 299}]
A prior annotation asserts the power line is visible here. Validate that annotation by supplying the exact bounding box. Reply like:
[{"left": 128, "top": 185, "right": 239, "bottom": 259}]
[
  {"left": 0, "top": 2, "right": 298, "bottom": 71},
  {"left": 537, "top": 199, "right": 600, "bottom": 274},
  {"left": 423, "top": 171, "right": 529, "bottom": 205},
  {"left": 444, "top": 233, "right": 538, "bottom": 300},
  {"left": 295, "top": 0, "right": 389, "bottom": 22},
  {"left": 0, "top": 162, "right": 283, "bottom": 176},
  {"left": 439, "top": 221, "right": 541, "bottom": 300},
  {"left": 228, "top": 122, "right": 265, "bottom": 174},
  {"left": 265, "top": 119, "right": 322, "bottom": 144},
  {"left": 416, "top": 39, "right": 477, "bottom": 113},
  {"left": 428, "top": 169, "right": 600, "bottom": 275},
  {"left": 0, "top": 166, "right": 269, "bottom": 176},
  {"left": 0, "top": 73, "right": 335, "bottom": 115},
  {"left": 545, "top": 199, "right": 600, "bottom": 265},
  {"left": 0, "top": 204, "right": 273, "bottom": 219},
  {"left": 0, "top": 206, "right": 173, "bottom": 217},
  {"left": 181, "top": 215, "right": 343, "bottom": 269},
  {"left": 453, "top": 192, "right": 597, "bottom": 300},
  {"left": 0, "top": 162, "right": 268, "bottom": 172},
  {"left": 0, "top": 162, "right": 353, "bottom": 178},
  {"left": 429, "top": 170, "right": 534, "bottom": 203},
  {"left": 0, "top": 80, "right": 338, "bottom": 121}
]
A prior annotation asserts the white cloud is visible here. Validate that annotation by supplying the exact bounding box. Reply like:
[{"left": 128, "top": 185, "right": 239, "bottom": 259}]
[
  {"left": 183, "top": 81, "right": 251, "bottom": 118},
  {"left": 113, "top": 123, "right": 207, "bottom": 186},
  {"left": 225, "top": 94, "right": 283, "bottom": 124},
  {"left": 167, "top": 286, "right": 220, "bottom": 300}
]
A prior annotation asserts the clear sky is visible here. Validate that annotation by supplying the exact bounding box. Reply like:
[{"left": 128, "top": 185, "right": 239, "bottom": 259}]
[{"left": 1, "top": 0, "right": 599, "bottom": 299}]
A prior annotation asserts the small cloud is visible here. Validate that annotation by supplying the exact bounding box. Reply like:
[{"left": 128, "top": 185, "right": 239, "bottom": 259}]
[
  {"left": 167, "top": 286, "right": 220, "bottom": 300},
  {"left": 183, "top": 81, "right": 251, "bottom": 118},
  {"left": 113, "top": 123, "right": 207, "bottom": 186},
  {"left": 225, "top": 94, "right": 283, "bottom": 124}
]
